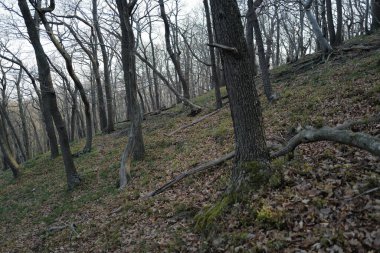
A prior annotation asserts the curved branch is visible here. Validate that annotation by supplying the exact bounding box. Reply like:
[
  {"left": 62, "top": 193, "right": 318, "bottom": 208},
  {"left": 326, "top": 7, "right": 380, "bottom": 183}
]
[{"left": 271, "top": 127, "right": 380, "bottom": 159}]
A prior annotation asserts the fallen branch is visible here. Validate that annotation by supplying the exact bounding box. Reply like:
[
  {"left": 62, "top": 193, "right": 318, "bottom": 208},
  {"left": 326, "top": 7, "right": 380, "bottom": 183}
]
[
  {"left": 344, "top": 187, "right": 380, "bottom": 201},
  {"left": 271, "top": 126, "right": 380, "bottom": 159},
  {"left": 47, "top": 223, "right": 78, "bottom": 235},
  {"left": 48, "top": 225, "right": 68, "bottom": 233},
  {"left": 146, "top": 116, "right": 380, "bottom": 197},
  {"left": 341, "top": 45, "right": 376, "bottom": 51},
  {"left": 166, "top": 109, "right": 223, "bottom": 136},
  {"left": 145, "top": 151, "right": 235, "bottom": 197},
  {"left": 336, "top": 114, "right": 380, "bottom": 130},
  {"left": 207, "top": 43, "right": 238, "bottom": 54}
]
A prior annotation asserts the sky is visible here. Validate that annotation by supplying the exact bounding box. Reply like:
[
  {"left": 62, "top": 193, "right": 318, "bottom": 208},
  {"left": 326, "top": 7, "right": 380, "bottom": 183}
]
[{"left": 183, "top": 0, "right": 203, "bottom": 13}]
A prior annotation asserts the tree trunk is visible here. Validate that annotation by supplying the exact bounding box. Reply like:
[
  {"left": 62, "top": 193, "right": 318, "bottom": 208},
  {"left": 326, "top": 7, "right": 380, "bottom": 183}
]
[
  {"left": 148, "top": 26, "right": 160, "bottom": 111},
  {"left": 246, "top": 0, "right": 257, "bottom": 75},
  {"left": 27, "top": 108, "right": 43, "bottom": 153},
  {"left": 159, "top": 0, "right": 192, "bottom": 103},
  {"left": 90, "top": 73, "right": 99, "bottom": 133},
  {"left": 250, "top": 0, "right": 274, "bottom": 101},
  {"left": 15, "top": 69, "right": 30, "bottom": 159},
  {"left": 0, "top": 106, "right": 27, "bottom": 162},
  {"left": 0, "top": 137, "right": 20, "bottom": 178},
  {"left": 209, "top": 0, "right": 270, "bottom": 192},
  {"left": 314, "top": 0, "right": 321, "bottom": 51},
  {"left": 336, "top": 0, "right": 343, "bottom": 45},
  {"left": 91, "top": 35, "right": 108, "bottom": 133},
  {"left": 116, "top": 0, "right": 145, "bottom": 161},
  {"left": 204, "top": 0, "right": 223, "bottom": 109},
  {"left": 41, "top": 18, "right": 93, "bottom": 153},
  {"left": 70, "top": 89, "right": 79, "bottom": 141},
  {"left": 321, "top": 0, "right": 328, "bottom": 39},
  {"left": 325, "top": 0, "right": 336, "bottom": 45},
  {"left": 372, "top": 0, "right": 380, "bottom": 31},
  {"left": 303, "top": 0, "right": 333, "bottom": 53},
  {"left": 275, "top": 3, "right": 281, "bottom": 66},
  {"left": 32, "top": 5, "right": 59, "bottom": 159},
  {"left": 18, "top": 0, "right": 80, "bottom": 190},
  {"left": 299, "top": 2, "right": 305, "bottom": 57},
  {"left": 93, "top": 0, "right": 115, "bottom": 133}
]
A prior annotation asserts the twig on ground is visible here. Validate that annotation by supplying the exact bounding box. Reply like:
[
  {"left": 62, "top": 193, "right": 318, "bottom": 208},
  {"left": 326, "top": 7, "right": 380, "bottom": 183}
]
[{"left": 166, "top": 108, "right": 223, "bottom": 136}]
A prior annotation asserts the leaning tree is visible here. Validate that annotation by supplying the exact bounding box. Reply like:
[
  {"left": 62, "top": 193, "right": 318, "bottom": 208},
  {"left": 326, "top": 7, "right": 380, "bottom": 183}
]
[{"left": 18, "top": 0, "right": 81, "bottom": 190}]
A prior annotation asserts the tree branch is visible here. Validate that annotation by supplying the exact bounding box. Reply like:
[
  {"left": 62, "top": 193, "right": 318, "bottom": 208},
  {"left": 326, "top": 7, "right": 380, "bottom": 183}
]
[{"left": 207, "top": 43, "right": 238, "bottom": 54}]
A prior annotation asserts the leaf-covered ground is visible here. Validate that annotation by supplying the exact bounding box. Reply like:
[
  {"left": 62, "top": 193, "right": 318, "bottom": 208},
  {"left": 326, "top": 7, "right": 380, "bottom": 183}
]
[{"left": 0, "top": 33, "right": 379, "bottom": 252}]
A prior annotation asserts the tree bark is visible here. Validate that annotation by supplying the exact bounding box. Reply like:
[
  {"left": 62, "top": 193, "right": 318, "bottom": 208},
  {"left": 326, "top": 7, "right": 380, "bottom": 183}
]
[
  {"left": 372, "top": 0, "right": 380, "bottom": 31},
  {"left": 18, "top": 0, "right": 80, "bottom": 190},
  {"left": 246, "top": 0, "right": 257, "bottom": 75},
  {"left": 325, "top": 0, "right": 336, "bottom": 45},
  {"left": 158, "top": 0, "right": 192, "bottom": 103},
  {"left": 272, "top": 127, "right": 380, "bottom": 159},
  {"left": 0, "top": 122, "right": 20, "bottom": 178},
  {"left": 32, "top": 0, "right": 59, "bottom": 159},
  {"left": 204, "top": 0, "right": 223, "bottom": 109},
  {"left": 209, "top": 0, "right": 270, "bottom": 192},
  {"left": 92, "top": 0, "right": 115, "bottom": 133},
  {"left": 116, "top": 0, "right": 145, "bottom": 160},
  {"left": 250, "top": 0, "right": 274, "bottom": 101},
  {"left": 40, "top": 18, "right": 93, "bottom": 153},
  {"left": 0, "top": 105, "right": 26, "bottom": 162},
  {"left": 303, "top": 0, "right": 333, "bottom": 53},
  {"left": 336, "top": 0, "right": 343, "bottom": 45},
  {"left": 15, "top": 69, "right": 30, "bottom": 160},
  {"left": 147, "top": 16, "right": 160, "bottom": 111}
]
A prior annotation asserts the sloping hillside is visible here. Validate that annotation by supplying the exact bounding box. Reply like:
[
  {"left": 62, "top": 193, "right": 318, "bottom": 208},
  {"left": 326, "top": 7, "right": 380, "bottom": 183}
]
[{"left": 0, "top": 33, "right": 379, "bottom": 252}]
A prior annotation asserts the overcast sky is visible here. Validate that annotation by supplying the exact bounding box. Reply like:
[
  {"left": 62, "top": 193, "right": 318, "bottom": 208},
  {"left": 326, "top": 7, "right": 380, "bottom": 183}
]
[{"left": 183, "top": 0, "right": 202, "bottom": 12}]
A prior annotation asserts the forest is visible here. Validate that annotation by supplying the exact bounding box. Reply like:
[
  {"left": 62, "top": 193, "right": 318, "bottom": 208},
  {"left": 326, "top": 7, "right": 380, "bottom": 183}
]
[{"left": 0, "top": 0, "right": 379, "bottom": 252}]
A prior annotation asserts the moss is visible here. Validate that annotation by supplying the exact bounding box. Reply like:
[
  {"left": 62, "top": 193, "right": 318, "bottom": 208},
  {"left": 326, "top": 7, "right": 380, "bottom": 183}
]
[
  {"left": 320, "top": 149, "right": 335, "bottom": 160},
  {"left": 320, "top": 237, "right": 331, "bottom": 248},
  {"left": 194, "top": 195, "right": 233, "bottom": 232},
  {"left": 269, "top": 170, "right": 284, "bottom": 189},
  {"left": 241, "top": 161, "right": 271, "bottom": 190},
  {"left": 229, "top": 232, "right": 249, "bottom": 245},
  {"left": 361, "top": 176, "right": 380, "bottom": 192},
  {"left": 297, "top": 163, "right": 313, "bottom": 176},
  {"left": 267, "top": 239, "right": 288, "bottom": 250},
  {"left": 312, "top": 116, "right": 325, "bottom": 128},
  {"left": 256, "top": 205, "right": 285, "bottom": 229},
  {"left": 332, "top": 230, "right": 346, "bottom": 246},
  {"left": 312, "top": 197, "right": 327, "bottom": 209}
]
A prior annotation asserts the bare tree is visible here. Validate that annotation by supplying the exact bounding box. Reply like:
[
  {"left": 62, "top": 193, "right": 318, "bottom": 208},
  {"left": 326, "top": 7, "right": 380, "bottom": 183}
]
[
  {"left": 18, "top": 0, "right": 81, "bottom": 189},
  {"left": 115, "top": 0, "right": 145, "bottom": 189},
  {"left": 204, "top": 0, "right": 223, "bottom": 109},
  {"left": 37, "top": 10, "right": 93, "bottom": 153},
  {"left": 210, "top": 0, "right": 270, "bottom": 192},
  {"left": 93, "top": 0, "right": 115, "bottom": 133}
]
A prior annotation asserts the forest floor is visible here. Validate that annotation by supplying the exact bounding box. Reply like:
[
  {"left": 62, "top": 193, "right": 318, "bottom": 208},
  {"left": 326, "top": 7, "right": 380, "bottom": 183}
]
[{"left": 1, "top": 33, "right": 380, "bottom": 253}]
